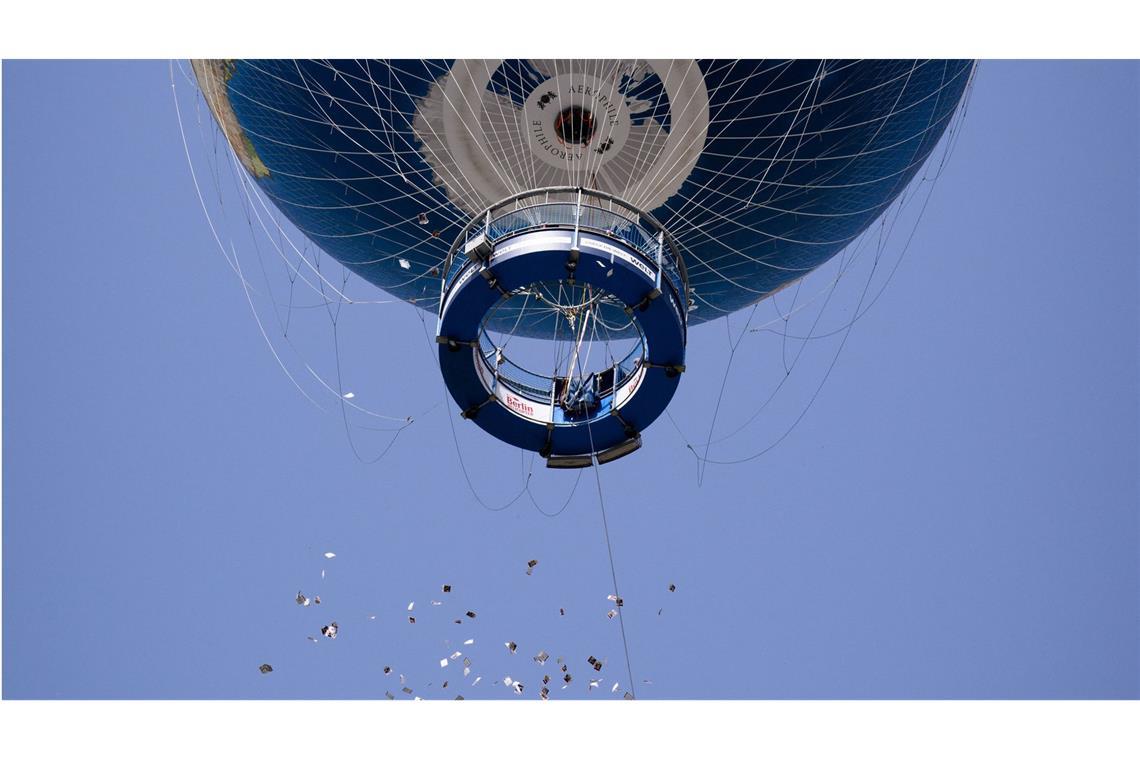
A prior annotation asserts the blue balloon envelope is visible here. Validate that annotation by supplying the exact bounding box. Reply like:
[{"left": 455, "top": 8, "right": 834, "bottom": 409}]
[{"left": 195, "top": 59, "right": 973, "bottom": 460}]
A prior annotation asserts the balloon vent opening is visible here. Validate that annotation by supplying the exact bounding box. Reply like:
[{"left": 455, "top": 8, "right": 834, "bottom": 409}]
[{"left": 554, "top": 106, "right": 595, "bottom": 146}]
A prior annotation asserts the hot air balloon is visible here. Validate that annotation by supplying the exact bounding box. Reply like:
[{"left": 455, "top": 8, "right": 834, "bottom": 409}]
[{"left": 192, "top": 59, "right": 974, "bottom": 466}]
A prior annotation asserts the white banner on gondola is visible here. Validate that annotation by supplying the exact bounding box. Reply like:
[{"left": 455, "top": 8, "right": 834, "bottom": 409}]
[{"left": 473, "top": 348, "right": 555, "bottom": 424}]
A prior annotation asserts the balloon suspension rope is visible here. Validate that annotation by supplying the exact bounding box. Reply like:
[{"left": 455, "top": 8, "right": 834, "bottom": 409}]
[{"left": 587, "top": 423, "right": 637, "bottom": 699}]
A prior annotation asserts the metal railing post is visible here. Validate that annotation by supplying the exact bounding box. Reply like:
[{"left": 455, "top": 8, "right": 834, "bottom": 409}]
[
  {"left": 655, "top": 231, "right": 664, "bottom": 290},
  {"left": 572, "top": 189, "right": 582, "bottom": 251}
]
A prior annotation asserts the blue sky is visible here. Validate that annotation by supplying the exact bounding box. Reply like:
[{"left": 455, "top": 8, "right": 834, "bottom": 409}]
[{"left": 3, "top": 59, "right": 1137, "bottom": 699}]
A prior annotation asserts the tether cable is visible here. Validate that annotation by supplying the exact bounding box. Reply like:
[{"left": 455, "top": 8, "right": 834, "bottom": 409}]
[{"left": 586, "top": 423, "right": 637, "bottom": 699}]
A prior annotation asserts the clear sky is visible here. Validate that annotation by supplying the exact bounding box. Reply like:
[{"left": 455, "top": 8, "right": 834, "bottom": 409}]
[{"left": 3, "top": 59, "right": 1137, "bottom": 699}]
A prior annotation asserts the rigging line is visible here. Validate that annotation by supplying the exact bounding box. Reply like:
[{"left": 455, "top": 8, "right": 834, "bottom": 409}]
[
  {"left": 440, "top": 59, "right": 524, "bottom": 197},
  {"left": 176, "top": 69, "right": 354, "bottom": 418},
  {"left": 470, "top": 58, "right": 531, "bottom": 195},
  {"left": 729, "top": 78, "right": 973, "bottom": 352},
  {"left": 229, "top": 243, "right": 327, "bottom": 412},
  {"left": 293, "top": 59, "right": 481, "bottom": 228},
  {"left": 693, "top": 213, "right": 886, "bottom": 468},
  {"left": 222, "top": 138, "right": 424, "bottom": 422},
  {"left": 664, "top": 70, "right": 965, "bottom": 242},
  {"left": 779, "top": 279, "right": 804, "bottom": 374},
  {"left": 233, "top": 164, "right": 426, "bottom": 421},
  {"left": 227, "top": 62, "right": 473, "bottom": 228},
  {"left": 220, "top": 110, "right": 450, "bottom": 293},
  {"left": 510, "top": 60, "right": 541, "bottom": 193},
  {"left": 585, "top": 59, "right": 626, "bottom": 190},
  {"left": 622, "top": 59, "right": 677, "bottom": 199},
  {"left": 633, "top": 57, "right": 801, "bottom": 213},
  {"left": 414, "top": 306, "right": 530, "bottom": 513},
  {"left": 666, "top": 69, "right": 968, "bottom": 251},
  {"left": 696, "top": 211, "right": 880, "bottom": 449},
  {"left": 526, "top": 466, "right": 585, "bottom": 518},
  {"left": 740, "top": 103, "right": 970, "bottom": 346},
  {"left": 696, "top": 302, "right": 761, "bottom": 485},
  {"left": 239, "top": 160, "right": 406, "bottom": 425},
  {"left": 224, "top": 141, "right": 369, "bottom": 303},
  {"left": 693, "top": 122, "right": 941, "bottom": 456},
  {"left": 172, "top": 64, "right": 243, "bottom": 280},
  {"left": 323, "top": 282, "right": 415, "bottom": 460},
  {"left": 584, "top": 422, "right": 637, "bottom": 700},
  {"left": 686, "top": 60, "right": 895, "bottom": 224},
  {"left": 629, "top": 59, "right": 713, "bottom": 212},
  {"left": 625, "top": 58, "right": 713, "bottom": 208},
  {"left": 635, "top": 57, "right": 750, "bottom": 213},
  {"left": 683, "top": 202, "right": 881, "bottom": 451}
]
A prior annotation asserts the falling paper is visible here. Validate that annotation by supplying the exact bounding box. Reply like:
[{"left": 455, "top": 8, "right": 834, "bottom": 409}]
[
  {"left": 399, "top": 258, "right": 411, "bottom": 270},
  {"left": 449, "top": 652, "right": 462, "bottom": 661},
  {"left": 408, "top": 617, "right": 416, "bottom": 624},
  {"left": 321, "top": 622, "right": 338, "bottom": 639},
  {"left": 259, "top": 664, "right": 273, "bottom": 674},
  {"left": 463, "top": 639, "right": 474, "bottom": 646},
  {"left": 505, "top": 641, "right": 517, "bottom": 654},
  {"left": 612, "top": 683, "right": 619, "bottom": 693},
  {"left": 440, "top": 659, "right": 449, "bottom": 668},
  {"left": 533, "top": 650, "right": 549, "bottom": 665},
  {"left": 342, "top": 392, "right": 355, "bottom": 399},
  {"left": 383, "top": 667, "right": 392, "bottom": 675},
  {"left": 668, "top": 583, "right": 676, "bottom": 592},
  {"left": 324, "top": 552, "right": 336, "bottom": 559},
  {"left": 465, "top": 611, "right": 476, "bottom": 619},
  {"left": 313, "top": 596, "right": 321, "bottom": 605},
  {"left": 442, "top": 585, "right": 452, "bottom": 593},
  {"left": 407, "top": 602, "right": 414, "bottom": 611},
  {"left": 296, "top": 592, "right": 309, "bottom": 606}
]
